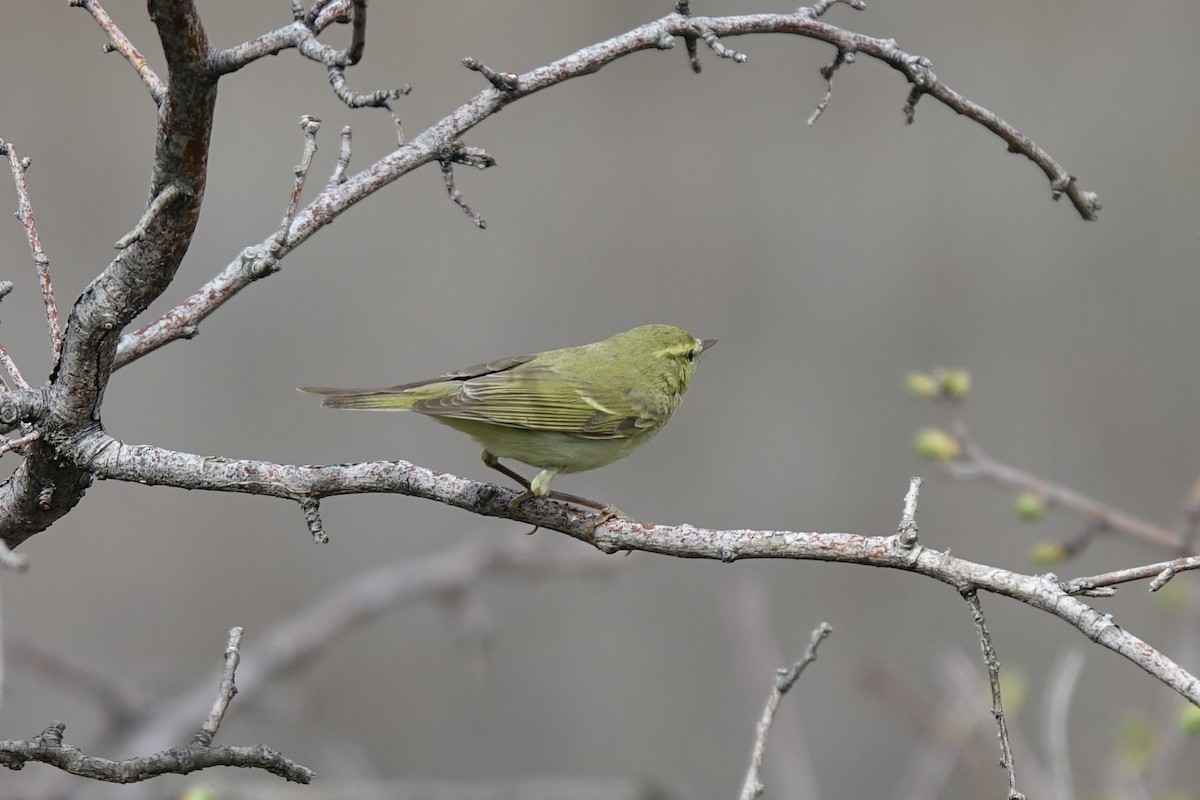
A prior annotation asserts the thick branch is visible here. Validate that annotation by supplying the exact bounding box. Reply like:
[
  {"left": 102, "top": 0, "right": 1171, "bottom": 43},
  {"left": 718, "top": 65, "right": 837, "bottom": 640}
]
[{"left": 0, "top": 0, "right": 217, "bottom": 542}]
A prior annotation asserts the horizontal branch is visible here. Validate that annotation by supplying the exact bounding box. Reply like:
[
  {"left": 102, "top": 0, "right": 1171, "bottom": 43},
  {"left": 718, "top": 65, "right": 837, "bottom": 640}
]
[
  {"left": 74, "top": 431, "right": 1200, "bottom": 706},
  {"left": 0, "top": 721, "right": 312, "bottom": 784}
]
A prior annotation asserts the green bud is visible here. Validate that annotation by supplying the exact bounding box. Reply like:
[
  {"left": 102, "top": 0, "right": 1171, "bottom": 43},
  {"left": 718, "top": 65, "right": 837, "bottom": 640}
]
[
  {"left": 1028, "top": 541, "right": 1067, "bottom": 565},
  {"left": 905, "top": 371, "right": 941, "bottom": 398},
  {"left": 1014, "top": 491, "right": 1047, "bottom": 521},
  {"left": 941, "top": 369, "right": 971, "bottom": 399},
  {"left": 180, "top": 786, "right": 217, "bottom": 800},
  {"left": 1178, "top": 704, "right": 1200, "bottom": 735},
  {"left": 913, "top": 428, "right": 960, "bottom": 461}
]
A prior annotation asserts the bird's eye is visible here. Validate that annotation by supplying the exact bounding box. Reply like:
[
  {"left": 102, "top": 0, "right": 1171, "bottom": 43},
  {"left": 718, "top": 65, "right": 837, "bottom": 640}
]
[{"left": 685, "top": 349, "right": 697, "bottom": 362}]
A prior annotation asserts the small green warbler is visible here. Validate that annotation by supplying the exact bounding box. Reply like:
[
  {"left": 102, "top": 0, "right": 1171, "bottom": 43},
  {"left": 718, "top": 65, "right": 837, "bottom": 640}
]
[{"left": 300, "top": 324, "right": 715, "bottom": 516}]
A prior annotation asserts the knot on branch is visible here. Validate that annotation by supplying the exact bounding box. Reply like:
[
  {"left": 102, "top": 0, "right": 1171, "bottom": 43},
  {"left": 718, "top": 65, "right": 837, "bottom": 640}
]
[{"left": 0, "top": 388, "right": 47, "bottom": 426}]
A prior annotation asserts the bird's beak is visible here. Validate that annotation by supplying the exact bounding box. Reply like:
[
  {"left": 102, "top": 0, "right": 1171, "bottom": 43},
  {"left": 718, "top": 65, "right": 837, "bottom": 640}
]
[{"left": 699, "top": 338, "right": 717, "bottom": 353}]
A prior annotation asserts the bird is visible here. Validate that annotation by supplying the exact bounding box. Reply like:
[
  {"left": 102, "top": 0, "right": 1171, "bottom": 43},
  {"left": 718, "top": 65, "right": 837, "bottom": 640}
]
[{"left": 300, "top": 324, "right": 715, "bottom": 522}]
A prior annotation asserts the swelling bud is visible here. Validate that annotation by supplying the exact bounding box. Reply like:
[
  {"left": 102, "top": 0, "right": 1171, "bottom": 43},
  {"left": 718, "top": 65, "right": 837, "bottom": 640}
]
[{"left": 913, "top": 428, "right": 960, "bottom": 461}]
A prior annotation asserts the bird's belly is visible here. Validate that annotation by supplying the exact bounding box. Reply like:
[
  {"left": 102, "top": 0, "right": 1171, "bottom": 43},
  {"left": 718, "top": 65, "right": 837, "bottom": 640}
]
[{"left": 436, "top": 417, "right": 655, "bottom": 473}]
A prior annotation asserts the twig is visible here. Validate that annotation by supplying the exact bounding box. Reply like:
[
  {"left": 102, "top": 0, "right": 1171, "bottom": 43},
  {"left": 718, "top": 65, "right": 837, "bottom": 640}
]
[
  {"left": 1061, "top": 554, "right": 1200, "bottom": 596},
  {"left": 1, "top": 142, "right": 63, "bottom": 361},
  {"left": 328, "top": 125, "right": 354, "bottom": 188},
  {"left": 276, "top": 115, "right": 323, "bottom": 250},
  {"left": 439, "top": 142, "right": 496, "bottom": 229},
  {"left": 962, "top": 590, "right": 1025, "bottom": 800},
  {"left": 193, "top": 627, "right": 242, "bottom": 747},
  {"left": 0, "top": 721, "right": 312, "bottom": 784},
  {"left": 674, "top": 1, "right": 703, "bottom": 72},
  {"left": 860, "top": 660, "right": 1009, "bottom": 795},
  {"left": 0, "top": 341, "right": 30, "bottom": 391},
  {"left": 0, "top": 631, "right": 311, "bottom": 784},
  {"left": 807, "top": 48, "right": 853, "bottom": 126},
  {"left": 300, "top": 498, "right": 327, "bottom": 543},
  {"left": 70, "top": 0, "right": 166, "bottom": 103},
  {"left": 114, "top": 182, "right": 189, "bottom": 249},
  {"left": 461, "top": 57, "right": 519, "bottom": 91},
  {"left": 727, "top": 576, "right": 823, "bottom": 799},
  {"left": 926, "top": 391, "right": 1183, "bottom": 551},
  {"left": 897, "top": 476, "right": 922, "bottom": 547},
  {"left": 0, "top": 429, "right": 41, "bottom": 457},
  {"left": 739, "top": 622, "right": 833, "bottom": 800},
  {"left": 326, "top": 68, "right": 410, "bottom": 137}
]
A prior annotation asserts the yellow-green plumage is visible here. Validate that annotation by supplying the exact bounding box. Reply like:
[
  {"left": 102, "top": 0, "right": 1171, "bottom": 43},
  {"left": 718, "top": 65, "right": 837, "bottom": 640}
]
[{"left": 300, "top": 324, "right": 714, "bottom": 509}]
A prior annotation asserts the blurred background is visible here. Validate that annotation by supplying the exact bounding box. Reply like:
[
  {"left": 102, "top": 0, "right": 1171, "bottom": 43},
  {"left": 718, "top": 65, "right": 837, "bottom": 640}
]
[{"left": 0, "top": 1, "right": 1198, "bottom": 797}]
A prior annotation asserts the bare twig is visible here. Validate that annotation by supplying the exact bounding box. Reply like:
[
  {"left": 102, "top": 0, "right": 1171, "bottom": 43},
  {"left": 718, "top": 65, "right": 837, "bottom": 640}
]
[
  {"left": 739, "top": 623, "right": 833, "bottom": 800},
  {"left": 439, "top": 141, "right": 496, "bottom": 229},
  {"left": 674, "top": 0, "right": 703, "bottom": 72},
  {"left": 727, "top": 577, "right": 822, "bottom": 799},
  {"left": 0, "top": 429, "right": 41, "bottom": 457},
  {"left": 0, "top": 720, "right": 312, "bottom": 784},
  {"left": 897, "top": 476, "right": 922, "bottom": 547},
  {"left": 328, "top": 125, "right": 354, "bottom": 188},
  {"left": 70, "top": 0, "right": 166, "bottom": 103},
  {"left": 300, "top": 498, "right": 327, "bottom": 543},
  {"left": 1061, "top": 554, "right": 1200, "bottom": 595},
  {"left": 0, "top": 342, "right": 30, "bottom": 391},
  {"left": 2, "top": 142, "right": 63, "bottom": 361},
  {"left": 193, "top": 627, "right": 243, "bottom": 747},
  {"left": 276, "top": 115, "right": 323, "bottom": 250},
  {"left": 0, "top": 631, "right": 311, "bottom": 784},
  {"left": 114, "top": 181, "right": 189, "bottom": 249},
  {"left": 861, "top": 660, "right": 1009, "bottom": 795},
  {"left": 962, "top": 590, "right": 1025, "bottom": 800},
  {"left": 462, "top": 57, "right": 519, "bottom": 92},
  {"left": 807, "top": 48, "right": 853, "bottom": 126}
]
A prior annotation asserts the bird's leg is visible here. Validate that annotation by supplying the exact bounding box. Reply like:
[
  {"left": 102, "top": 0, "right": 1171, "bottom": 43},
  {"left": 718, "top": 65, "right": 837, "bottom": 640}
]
[
  {"left": 481, "top": 450, "right": 533, "bottom": 493},
  {"left": 480, "top": 452, "right": 623, "bottom": 533}
]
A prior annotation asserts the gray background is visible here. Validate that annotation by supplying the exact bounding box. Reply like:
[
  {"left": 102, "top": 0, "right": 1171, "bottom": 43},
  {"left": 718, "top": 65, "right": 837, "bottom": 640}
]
[{"left": 1, "top": 1, "right": 1198, "bottom": 797}]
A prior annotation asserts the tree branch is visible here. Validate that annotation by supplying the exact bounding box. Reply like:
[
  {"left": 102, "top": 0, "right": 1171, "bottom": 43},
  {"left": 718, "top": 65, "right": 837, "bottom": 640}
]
[{"left": 52, "top": 432, "right": 1200, "bottom": 708}]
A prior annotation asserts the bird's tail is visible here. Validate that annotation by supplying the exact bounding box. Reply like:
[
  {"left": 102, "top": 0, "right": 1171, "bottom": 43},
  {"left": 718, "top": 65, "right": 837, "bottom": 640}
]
[{"left": 296, "top": 386, "right": 418, "bottom": 410}]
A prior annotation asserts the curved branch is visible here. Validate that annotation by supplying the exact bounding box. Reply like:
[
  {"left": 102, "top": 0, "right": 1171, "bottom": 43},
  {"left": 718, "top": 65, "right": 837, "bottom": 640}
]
[
  {"left": 115, "top": 5, "right": 1099, "bottom": 371},
  {"left": 72, "top": 432, "right": 1200, "bottom": 706}
]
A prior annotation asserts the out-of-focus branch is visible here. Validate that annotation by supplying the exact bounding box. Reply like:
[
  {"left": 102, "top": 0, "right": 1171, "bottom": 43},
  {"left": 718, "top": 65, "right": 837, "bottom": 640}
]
[
  {"left": 739, "top": 622, "right": 832, "bottom": 800},
  {"left": 112, "top": 537, "right": 613, "bottom": 767},
  {"left": 911, "top": 370, "right": 1184, "bottom": 552},
  {"left": 0, "top": 628, "right": 314, "bottom": 784}
]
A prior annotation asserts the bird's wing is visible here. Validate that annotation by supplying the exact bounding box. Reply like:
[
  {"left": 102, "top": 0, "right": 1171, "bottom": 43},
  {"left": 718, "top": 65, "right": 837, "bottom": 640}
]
[{"left": 411, "top": 361, "right": 656, "bottom": 438}]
